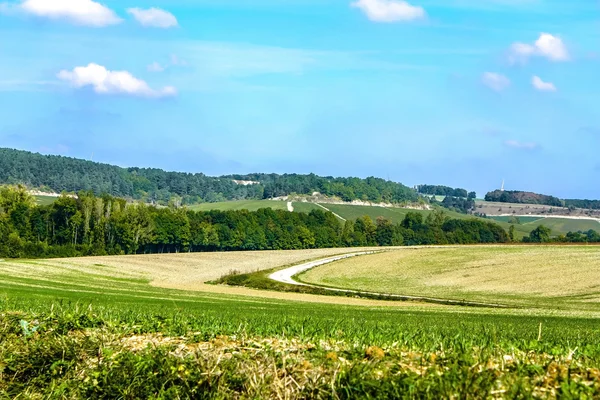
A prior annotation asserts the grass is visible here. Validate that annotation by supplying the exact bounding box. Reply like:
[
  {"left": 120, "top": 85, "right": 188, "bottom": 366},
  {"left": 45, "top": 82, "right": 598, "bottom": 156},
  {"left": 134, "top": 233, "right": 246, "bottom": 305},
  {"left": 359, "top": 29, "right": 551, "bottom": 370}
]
[
  {"left": 33, "top": 195, "right": 57, "bottom": 206},
  {"left": 188, "top": 200, "right": 289, "bottom": 212},
  {"left": 523, "top": 218, "right": 600, "bottom": 234},
  {"left": 489, "top": 216, "right": 545, "bottom": 224},
  {"left": 0, "top": 248, "right": 385, "bottom": 293},
  {"left": 299, "top": 245, "right": 600, "bottom": 311},
  {"left": 3, "top": 262, "right": 600, "bottom": 397},
  {"left": 187, "top": 200, "right": 322, "bottom": 214},
  {"left": 5, "top": 248, "right": 600, "bottom": 397},
  {"left": 5, "top": 294, "right": 600, "bottom": 398}
]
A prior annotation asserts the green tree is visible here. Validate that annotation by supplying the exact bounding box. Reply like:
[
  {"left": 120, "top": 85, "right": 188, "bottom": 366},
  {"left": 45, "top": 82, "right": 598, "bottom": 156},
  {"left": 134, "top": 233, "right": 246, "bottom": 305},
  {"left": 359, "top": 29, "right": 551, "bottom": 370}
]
[
  {"left": 508, "top": 225, "right": 515, "bottom": 242},
  {"left": 527, "top": 225, "right": 552, "bottom": 243}
]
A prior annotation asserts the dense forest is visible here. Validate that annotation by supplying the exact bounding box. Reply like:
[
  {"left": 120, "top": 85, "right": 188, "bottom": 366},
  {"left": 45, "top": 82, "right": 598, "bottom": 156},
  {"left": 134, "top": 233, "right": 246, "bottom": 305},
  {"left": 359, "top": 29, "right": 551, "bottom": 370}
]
[
  {"left": 0, "top": 186, "right": 515, "bottom": 259},
  {"left": 416, "top": 185, "right": 475, "bottom": 199},
  {"left": 484, "top": 190, "right": 563, "bottom": 207},
  {"left": 0, "top": 148, "right": 417, "bottom": 206}
]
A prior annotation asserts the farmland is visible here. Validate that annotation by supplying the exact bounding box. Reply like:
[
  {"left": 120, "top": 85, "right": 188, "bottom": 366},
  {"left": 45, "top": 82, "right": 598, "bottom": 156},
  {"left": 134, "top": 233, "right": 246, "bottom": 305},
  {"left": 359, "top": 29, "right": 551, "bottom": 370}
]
[
  {"left": 299, "top": 245, "right": 600, "bottom": 311},
  {"left": 188, "top": 200, "right": 289, "bottom": 212},
  {"left": 191, "top": 199, "right": 599, "bottom": 239},
  {"left": 3, "top": 247, "right": 600, "bottom": 397}
]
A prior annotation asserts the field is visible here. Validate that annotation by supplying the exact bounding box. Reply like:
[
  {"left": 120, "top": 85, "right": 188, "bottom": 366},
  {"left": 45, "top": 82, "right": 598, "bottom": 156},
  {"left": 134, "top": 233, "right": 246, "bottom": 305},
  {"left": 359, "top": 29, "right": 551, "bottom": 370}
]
[
  {"left": 489, "top": 216, "right": 545, "bottom": 224},
  {"left": 33, "top": 195, "right": 57, "bottom": 206},
  {"left": 299, "top": 245, "right": 600, "bottom": 311},
  {"left": 188, "top": 200, "right": 290, "bottom": 212},
  {"left": 0, "top": 248, "right": 395, "bottom": 304},
  {"left": 189, "top": 199, "right": 600, "bottom": 240},
  {"left": 3, "top": 247, "right": 600, "bottom": 397},
  {"left": 476, "top": 200, "right": 600, "bottom": 219}
]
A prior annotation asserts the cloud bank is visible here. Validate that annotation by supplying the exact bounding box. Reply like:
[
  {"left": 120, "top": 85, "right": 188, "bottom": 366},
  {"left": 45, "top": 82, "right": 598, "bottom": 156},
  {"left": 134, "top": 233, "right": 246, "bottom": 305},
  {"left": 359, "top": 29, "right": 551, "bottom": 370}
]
[
  {"left": 510, "top": 33, "right": 569, "bottom": 63},
  {"left": 127, "top": 7, "right": 178, "bottom": 28},
  {"left": 351, "top": 0, "right": 425, "bottom": 22},
  {"left": 531, "top": 75, "right": 556, "bottom": 92},
  {"left": 57, "top": 63, "right": 176, "bottom": 98},
  {"left": 13, "top": 0, "right": 121, "bottom": 26}
]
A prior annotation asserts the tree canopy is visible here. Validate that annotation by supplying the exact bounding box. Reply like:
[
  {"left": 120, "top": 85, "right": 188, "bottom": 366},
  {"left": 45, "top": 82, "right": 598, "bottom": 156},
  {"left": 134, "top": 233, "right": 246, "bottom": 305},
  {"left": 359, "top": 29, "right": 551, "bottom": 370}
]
[
  {"left": 0, "top": 148, "right": 417, "bottom": 206},
  {"left": 0, "top": 185, "right": 515, "bottom": 259}
]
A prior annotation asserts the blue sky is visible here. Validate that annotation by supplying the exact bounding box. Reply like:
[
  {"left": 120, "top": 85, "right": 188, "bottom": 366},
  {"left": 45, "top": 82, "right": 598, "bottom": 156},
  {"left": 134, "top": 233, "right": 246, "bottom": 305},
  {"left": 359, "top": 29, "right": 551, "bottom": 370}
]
[{"left": 0, "top": 0, "right": 598, "bottom": 198}]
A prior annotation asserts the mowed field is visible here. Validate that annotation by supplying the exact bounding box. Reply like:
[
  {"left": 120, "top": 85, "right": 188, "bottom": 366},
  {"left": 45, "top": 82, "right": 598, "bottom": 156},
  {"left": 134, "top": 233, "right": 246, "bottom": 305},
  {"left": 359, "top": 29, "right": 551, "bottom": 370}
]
[
  {"left": 299, "top": 245, "right": 600, "bottom": 311},
  {"left": 0, "top": 247, "right": 406, "bottom": 307}
]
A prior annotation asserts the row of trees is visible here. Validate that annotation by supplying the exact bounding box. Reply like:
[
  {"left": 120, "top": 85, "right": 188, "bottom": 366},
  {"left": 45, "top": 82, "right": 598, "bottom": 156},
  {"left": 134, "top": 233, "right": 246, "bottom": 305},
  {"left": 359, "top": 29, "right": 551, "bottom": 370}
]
[
  {"left": 523, "top": 225, "right": 600, "bottom": 244},
  {"left": 437, "top": 196, "right": 475, "bottom": 214},
  {"left": 225, "top": 173, "right": 418, "bottom": 204},
  {"left": 564, "top": 199, "right": 600, "bottom": 210},
  {"left": 416, "top": 185, "right": 475, "bottom": 199},
  {"left": 484, "top": 190, "right": 563, "bottom": 207},
  {"left": 0, "top": 186, "right": 512, "bottom": 259},
  {"left": 0, "top": 148, "right": 418, "bottom": 206}
]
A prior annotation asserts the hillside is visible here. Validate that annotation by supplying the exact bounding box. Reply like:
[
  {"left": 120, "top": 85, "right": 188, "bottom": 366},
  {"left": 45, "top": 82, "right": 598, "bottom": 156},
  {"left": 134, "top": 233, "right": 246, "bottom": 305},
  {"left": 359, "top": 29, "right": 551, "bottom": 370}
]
[{"left": 0, "top": 147, "right": 417, "bottom": 206}]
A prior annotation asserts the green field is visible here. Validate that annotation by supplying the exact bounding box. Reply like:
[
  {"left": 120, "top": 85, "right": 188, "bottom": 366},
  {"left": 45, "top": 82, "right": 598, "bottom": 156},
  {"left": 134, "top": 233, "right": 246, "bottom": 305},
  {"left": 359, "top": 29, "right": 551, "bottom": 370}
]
[
  {"left": 527, "top": 217, "right": 600, "bottom": 234},
  {"left": 33, "top": 195, "right": 57, "bottom": 206},
  {"left": 489, "top": 216, "right": 544, "bottom": 224},
  {"left": 3, "top": 248, "right": 600, "bottom": 397},
  {"left": 299, "top": 246, "right": 600, "bottom": 311},
  {"left": 489, "top": 216, "right": 600, "bottom": 234},
  {"left": 188, "top": 200, "right": 289, "bottom": 212},
  {"left": 187, "top": 199, "right": 599, "bottom": 240}
]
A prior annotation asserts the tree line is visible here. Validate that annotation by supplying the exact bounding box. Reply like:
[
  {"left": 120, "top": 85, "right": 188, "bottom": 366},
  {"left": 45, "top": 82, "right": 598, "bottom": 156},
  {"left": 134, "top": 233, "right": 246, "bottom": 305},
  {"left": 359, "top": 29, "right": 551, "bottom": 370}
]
[
  {"left": 485, "top": 190, "right": 563, "bottom": 207},
  {"left": 563, "top": 199, "right": 600, "bottom": 210},
  {"left": 0, "top": 148, "right": 417, "bottom": 206},
  {"left": 522, "top": 225, "right": 600, "bottom": 244},
  {"left": 416, "top": 184, "right": 475, "bottom": 199},
  {"left": 0, "top": 186, "right": 512, "bottom": 259}
]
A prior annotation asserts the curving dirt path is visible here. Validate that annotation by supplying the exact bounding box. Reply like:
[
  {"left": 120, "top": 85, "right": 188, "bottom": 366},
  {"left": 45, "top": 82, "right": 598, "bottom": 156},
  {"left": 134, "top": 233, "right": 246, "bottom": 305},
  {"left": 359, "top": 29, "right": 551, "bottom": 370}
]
[
  {"left": 269, "top": 252, "right": 376, "bottom": 285},
  {"left": 269, "top": 252, "right": 509, "bottom": 308}
]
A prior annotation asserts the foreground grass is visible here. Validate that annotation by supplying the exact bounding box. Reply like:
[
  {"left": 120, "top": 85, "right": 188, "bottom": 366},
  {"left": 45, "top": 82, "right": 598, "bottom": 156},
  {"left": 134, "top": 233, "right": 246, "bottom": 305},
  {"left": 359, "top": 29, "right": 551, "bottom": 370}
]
[
  {"left": 4, "top": 288, "right": 600, "bottom": 398},
  {"left": 299, "top": 245, "right": 600, "bottom": 311}
]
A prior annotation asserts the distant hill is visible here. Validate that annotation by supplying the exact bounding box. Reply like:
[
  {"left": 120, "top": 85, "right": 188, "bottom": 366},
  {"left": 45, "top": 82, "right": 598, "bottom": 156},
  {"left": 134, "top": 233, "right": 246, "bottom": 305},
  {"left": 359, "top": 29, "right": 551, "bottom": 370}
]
[
  {"left": 484, "top": 190, "right": 563, "bottom": 207},
  {"left": 0, "top": 148, "right": 417, "bottom": 206}
]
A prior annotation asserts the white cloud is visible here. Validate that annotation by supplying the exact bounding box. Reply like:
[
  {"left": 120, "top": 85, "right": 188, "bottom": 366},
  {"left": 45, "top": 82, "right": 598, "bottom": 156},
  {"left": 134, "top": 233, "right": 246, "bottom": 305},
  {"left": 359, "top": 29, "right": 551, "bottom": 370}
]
[
  {"left": 531, "top": 75, "right": 556, "bottom": 92},
  {"left": 147, "top": 62, "right": 165, "bottom": 72},
  {"left": 482, "top": 72, "right": 510, "bottom": 92},
  {"left": 351, "top": 0, "right": 426, "bottom": 22},
  {"left": 57, "top": 63, "right": 176, "bottom": 98},
  {"left": 504, "top": 140, "right": 539, "bottom": 150},
  {"left": 510, "top": 33, "right": 569, "bottom": 63},
  {"left": 13, "top": 0, "right": 121, "bottom": 27},
  {"left": 127, "top": 7, "right": 178, "bottom": 28}
]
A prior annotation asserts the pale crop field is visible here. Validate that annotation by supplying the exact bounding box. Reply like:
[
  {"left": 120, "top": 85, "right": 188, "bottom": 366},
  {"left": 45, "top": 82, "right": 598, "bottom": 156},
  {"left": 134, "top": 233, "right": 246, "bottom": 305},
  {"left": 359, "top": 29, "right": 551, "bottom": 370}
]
[
  {"left": 298, "top": 245, "right": 600, "bottom": 310},
  {"left": 1, "top": 247, "right": 428, "bottom": 307}
]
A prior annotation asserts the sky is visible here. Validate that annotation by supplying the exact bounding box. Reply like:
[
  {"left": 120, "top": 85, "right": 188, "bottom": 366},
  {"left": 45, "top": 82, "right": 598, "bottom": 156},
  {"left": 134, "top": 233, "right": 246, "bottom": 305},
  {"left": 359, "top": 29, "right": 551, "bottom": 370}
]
[{"left": 0, "top": 0, "right": 598, "bottom": 199}]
